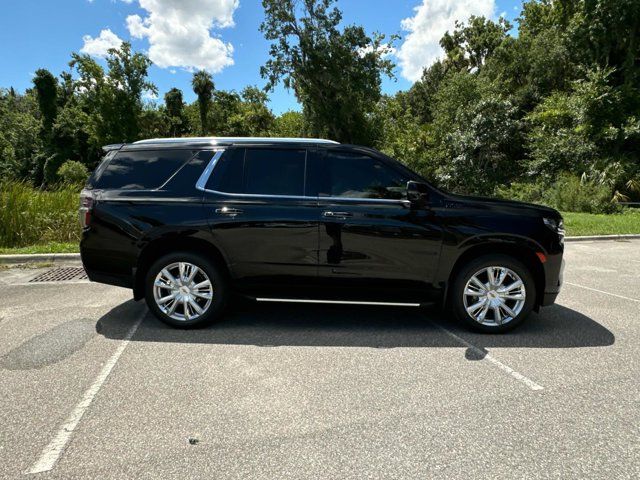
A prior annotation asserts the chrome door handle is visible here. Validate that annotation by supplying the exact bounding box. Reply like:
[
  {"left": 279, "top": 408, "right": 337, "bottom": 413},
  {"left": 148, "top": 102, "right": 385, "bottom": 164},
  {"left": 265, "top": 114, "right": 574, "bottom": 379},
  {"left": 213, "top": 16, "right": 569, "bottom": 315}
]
[
  {"left": 215, "top": 206, "right": 243, "bottom": 217},
  {"left": 322, "top": 211, "right": 353, "bottom": 218}
]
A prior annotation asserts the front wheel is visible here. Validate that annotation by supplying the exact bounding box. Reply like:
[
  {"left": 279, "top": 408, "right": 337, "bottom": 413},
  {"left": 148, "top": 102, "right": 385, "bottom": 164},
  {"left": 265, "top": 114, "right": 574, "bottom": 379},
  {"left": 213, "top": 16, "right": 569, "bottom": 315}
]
[
  {"left": 145, "top": 252, "right": 228, "bottom": 328},
  {"left": 451, "top": 254, "right": 536, "bottom": 333}
]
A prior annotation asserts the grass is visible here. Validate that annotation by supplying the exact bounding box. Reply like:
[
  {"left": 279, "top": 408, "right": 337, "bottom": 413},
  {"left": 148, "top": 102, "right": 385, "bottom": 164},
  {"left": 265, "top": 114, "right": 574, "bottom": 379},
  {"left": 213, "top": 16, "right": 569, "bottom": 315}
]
[
  {"left": 0, "top": 242, "right": 79, "bottom": 254},
  {"left": 0, "top": 181, "right": 80, "bottom": 249},
  {"left": 562, "top": 209, "right": 640, "bottom": 236}
]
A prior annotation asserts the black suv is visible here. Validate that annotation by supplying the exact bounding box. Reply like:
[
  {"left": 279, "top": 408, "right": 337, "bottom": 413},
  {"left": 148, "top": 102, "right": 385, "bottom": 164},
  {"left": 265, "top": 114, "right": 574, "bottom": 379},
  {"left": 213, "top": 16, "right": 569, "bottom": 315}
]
[{"left": 80, "top": 137, "right": 564, "bottom": 333}]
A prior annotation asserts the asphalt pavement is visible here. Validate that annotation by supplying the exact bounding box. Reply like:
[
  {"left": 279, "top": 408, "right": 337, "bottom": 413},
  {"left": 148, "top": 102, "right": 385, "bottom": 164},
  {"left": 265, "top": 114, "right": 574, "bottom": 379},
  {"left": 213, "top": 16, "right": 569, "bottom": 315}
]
[{"left": 0, "top": 240, "right": 639, "bottom": 479}]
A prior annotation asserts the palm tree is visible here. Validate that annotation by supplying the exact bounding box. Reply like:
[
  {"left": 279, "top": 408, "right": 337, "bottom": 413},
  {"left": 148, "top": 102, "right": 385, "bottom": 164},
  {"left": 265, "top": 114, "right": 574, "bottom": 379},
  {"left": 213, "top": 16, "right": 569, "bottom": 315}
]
[{"left": 191, "top": 70, "right": 214, "bottom": 136}]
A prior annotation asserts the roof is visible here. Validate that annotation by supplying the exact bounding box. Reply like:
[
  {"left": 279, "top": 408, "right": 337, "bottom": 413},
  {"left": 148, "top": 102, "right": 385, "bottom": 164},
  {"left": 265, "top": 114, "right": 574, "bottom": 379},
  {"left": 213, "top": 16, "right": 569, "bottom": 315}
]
[{"left": 130, "top": 136, "right": 339, "bottom": 148}]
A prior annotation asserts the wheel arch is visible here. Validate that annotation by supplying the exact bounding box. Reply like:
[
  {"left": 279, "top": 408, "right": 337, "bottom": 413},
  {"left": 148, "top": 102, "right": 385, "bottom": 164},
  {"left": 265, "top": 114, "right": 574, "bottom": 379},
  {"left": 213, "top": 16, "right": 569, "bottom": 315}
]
[
  {"left": 133, "top": 234, "right": 231, "bottom": 300},
  {"left": 444, "top": 237, "right": 546, "bottom": 309}
]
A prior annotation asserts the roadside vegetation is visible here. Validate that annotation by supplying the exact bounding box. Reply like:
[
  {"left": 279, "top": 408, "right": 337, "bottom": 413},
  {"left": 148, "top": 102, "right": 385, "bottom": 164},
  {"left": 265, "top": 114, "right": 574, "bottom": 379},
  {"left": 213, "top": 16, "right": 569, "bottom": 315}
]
[{"left": 0, "top": 0, "right": 639, "bottom": 251}]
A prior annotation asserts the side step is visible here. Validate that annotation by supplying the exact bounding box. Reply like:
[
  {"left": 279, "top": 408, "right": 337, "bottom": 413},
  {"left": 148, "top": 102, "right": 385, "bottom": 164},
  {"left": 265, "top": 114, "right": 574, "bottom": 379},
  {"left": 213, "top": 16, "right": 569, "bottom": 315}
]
[{"left": 255, "top": 298, "right": 425, "bottom": 307}]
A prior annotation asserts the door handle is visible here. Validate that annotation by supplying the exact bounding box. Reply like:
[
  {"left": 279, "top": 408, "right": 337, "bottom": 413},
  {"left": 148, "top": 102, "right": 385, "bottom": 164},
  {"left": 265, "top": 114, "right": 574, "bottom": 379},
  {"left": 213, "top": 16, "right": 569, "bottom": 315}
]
[
  {"left": 215, "top": 206, "right": 243, "bottom": 217},
  {"left": 322, "top": 211, "right": 353, "bottom": 218}
]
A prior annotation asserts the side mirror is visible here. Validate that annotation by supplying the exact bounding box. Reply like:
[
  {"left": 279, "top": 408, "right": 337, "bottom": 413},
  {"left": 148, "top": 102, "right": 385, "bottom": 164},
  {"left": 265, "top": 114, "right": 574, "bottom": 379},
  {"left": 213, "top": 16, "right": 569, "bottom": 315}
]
[{"left": 406, "top": 181, "right": 430, "bottom": 207}]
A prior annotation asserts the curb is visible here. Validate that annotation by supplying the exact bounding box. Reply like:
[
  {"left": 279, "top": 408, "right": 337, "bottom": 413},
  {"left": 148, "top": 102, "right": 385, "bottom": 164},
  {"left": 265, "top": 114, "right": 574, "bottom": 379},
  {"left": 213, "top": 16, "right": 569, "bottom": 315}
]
[
  {"left": 564, "top": 234, "right": 640, "bottom": 242},
  {"left": 0, "top": 253, "right": 81, "bottom": 265}
]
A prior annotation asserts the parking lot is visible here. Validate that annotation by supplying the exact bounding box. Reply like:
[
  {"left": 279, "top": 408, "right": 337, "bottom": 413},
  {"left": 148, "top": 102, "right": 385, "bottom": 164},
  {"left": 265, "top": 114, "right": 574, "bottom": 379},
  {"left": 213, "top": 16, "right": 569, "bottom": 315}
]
[{"left": 0, "top": 240, "right": 639, "bottom": 479}]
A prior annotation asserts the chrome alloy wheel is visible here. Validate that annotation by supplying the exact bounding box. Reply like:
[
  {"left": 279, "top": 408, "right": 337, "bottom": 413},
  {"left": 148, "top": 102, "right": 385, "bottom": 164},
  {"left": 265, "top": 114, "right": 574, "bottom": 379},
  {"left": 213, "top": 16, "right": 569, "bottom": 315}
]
[
  {"left": 153, "top": 262, "right": 213, "bottom": 322},
  {"left": 462, "top": 266, "right": 526, "bottom": 327}
]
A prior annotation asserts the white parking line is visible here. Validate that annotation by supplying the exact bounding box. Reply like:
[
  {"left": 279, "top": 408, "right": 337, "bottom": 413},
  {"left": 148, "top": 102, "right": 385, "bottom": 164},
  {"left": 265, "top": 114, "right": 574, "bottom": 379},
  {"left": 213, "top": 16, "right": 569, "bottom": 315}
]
[
  {"left": 565, "top": 282, "right": 640, "bottom": 303},
  {"left": 26, "top": 308, "right": 147, "bottom": 475},
  {"left": 432, "top": 323, "right": 544, "bottom": 391}
]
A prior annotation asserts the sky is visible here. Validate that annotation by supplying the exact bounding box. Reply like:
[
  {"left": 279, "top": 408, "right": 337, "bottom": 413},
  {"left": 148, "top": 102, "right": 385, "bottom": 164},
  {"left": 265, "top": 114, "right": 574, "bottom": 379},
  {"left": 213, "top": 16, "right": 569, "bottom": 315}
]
[{"left": 0, "top": 0, "right": 523, "bottom": 114}]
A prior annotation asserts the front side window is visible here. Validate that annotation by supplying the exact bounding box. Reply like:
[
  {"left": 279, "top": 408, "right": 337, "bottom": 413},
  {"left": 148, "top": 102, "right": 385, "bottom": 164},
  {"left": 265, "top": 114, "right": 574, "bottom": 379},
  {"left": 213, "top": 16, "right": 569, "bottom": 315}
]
[
  {"left": 95, "top": 150, "right": 193, "bottom": 190},
  {"left": 321, "top": 151, "right": 409, "bottom": 199}
]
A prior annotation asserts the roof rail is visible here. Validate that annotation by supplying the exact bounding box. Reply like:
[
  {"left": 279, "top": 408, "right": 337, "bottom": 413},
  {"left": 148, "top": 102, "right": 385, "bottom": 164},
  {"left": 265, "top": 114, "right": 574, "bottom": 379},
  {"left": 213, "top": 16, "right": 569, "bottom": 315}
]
[{"left": 132, "top": 136, "right": 339, "bottom": 145}]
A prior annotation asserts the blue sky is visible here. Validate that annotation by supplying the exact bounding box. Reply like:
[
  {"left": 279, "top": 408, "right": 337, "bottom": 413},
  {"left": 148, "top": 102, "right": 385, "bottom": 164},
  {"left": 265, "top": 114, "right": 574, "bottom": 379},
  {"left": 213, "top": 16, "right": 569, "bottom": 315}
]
[{"left": 0, "top": 0, "right": 523, "bottom": 114}]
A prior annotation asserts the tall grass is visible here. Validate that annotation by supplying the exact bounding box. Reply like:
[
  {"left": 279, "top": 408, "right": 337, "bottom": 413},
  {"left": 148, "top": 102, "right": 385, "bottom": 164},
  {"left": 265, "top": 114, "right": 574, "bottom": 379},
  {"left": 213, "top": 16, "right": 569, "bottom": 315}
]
[{"left": 0, "top": 181, "right": 80, "bottom": 248}]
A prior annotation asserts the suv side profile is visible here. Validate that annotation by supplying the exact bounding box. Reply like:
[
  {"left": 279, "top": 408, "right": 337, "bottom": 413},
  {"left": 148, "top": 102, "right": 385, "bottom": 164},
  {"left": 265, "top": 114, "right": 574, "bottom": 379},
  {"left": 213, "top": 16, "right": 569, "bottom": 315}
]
[{"left": 80, "top": 137, "right": 564, "bottom": 333}]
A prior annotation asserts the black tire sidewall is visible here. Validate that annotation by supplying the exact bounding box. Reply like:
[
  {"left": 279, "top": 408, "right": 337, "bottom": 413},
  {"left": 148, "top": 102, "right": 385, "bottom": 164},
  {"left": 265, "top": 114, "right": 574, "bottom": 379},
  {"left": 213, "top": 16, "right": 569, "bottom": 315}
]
[
  {"left": 145, "top": 252, "right": 228, "bottom": 328},
  {"left": 452, "top": 254, "right": 536, "bottom": 333}
]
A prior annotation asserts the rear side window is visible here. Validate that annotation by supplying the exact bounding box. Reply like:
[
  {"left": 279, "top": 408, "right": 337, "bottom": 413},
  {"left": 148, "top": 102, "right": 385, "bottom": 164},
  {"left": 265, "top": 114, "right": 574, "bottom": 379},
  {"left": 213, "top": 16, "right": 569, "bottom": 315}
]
[
  {"left": 245, "top": 148, "right": 306, "bottom": 196},
  {"left": 95, "top": 150, "right": 193, "bottom": 190},
  {"left": 321, "top": 151, "right": 409, "bottom": 199},
  {"left": 86, "top": 150, "right": 116, "bottom": 189},
  {"left": 207, "top": 148, "right": 307, "bottom": 196},
  {"left": 206, "top": 148, "right": 244, "bottom": 193}
]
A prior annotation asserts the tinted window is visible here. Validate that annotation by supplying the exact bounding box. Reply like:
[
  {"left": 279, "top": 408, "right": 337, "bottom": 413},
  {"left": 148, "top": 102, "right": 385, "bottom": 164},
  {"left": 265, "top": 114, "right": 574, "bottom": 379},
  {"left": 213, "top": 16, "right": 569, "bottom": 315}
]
[
  {"left": 86, "top": 150, "right": 116, "bottom": 189},
  {"left": 206, "top": 148, "right": 244, "bottom": 193},
  {"left": 322, "top": 151, "right": 409, "bottom": 199},
  {"left": 164, "top": 150, "right": 211, "bottom": 192},
  {"left": 244, "top": 148, "right": 306, "bottom": 196},
  {"left": 96, "top": 150, "right": 193, "bottom": 190}
]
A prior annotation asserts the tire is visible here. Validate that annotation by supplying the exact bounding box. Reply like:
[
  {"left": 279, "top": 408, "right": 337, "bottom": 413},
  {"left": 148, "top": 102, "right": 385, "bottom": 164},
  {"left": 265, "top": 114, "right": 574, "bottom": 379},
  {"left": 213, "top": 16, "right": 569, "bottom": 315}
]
[
  {"left": 145, "top": 251, "right": 228, "bottom": 328},
  {"left": 451, "top": 254, "right": 536, "bottom": 333}
]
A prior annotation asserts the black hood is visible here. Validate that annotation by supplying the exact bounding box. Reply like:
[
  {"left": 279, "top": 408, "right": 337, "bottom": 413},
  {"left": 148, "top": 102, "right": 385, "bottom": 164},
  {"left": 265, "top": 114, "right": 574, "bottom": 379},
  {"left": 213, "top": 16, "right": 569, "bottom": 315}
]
[{"left": 445, "top": 192, "right": 561, "bottom": 218}]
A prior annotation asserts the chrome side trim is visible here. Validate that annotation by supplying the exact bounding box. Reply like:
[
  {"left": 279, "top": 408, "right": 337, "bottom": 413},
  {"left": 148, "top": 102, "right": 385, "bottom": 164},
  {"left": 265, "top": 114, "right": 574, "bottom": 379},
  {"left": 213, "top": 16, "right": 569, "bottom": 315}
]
[
  {"left": 195, "top": 150, "right": 224, "bottom": 192},
  {"left": 255, "top": 298, "right": 421, "bottom": 307}
]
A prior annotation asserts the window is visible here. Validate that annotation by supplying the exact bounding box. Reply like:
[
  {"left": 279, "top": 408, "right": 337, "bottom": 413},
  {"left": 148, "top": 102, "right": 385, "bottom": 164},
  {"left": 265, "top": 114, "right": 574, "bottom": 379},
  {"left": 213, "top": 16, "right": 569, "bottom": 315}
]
[
  {"left": 86, "top": 150, "right": 116, "bottom": 189},
  {"left": 96, "top": 150, "right": 193, "bottom": 190},
  {"left": 321, "top": 151, "right": 409, "bottom": 199},
  {"left": 244, "top": 148, "right": 306, "bottom": 196},
  {"left": 206, "top": 148, "right": 244, "bottom": 193}
]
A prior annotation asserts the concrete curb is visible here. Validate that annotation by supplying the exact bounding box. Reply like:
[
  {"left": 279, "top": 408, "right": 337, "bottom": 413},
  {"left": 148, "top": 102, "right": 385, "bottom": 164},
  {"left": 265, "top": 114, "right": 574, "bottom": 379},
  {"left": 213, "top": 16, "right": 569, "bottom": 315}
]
[
  {"left": 0, "top": 253, "right": 81, "bottom": 265},
  {"left": 564, "top": 234, "right": 640, "bottom": 242}
]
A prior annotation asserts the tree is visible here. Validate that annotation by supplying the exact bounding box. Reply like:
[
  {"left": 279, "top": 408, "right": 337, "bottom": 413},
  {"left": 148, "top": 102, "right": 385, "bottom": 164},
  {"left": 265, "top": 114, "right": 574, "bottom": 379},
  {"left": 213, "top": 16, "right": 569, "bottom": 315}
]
[
  {"left": 260, "top": 0, "right": 395, "bottom": 144},
  {"left": 440, "top": 16, "right": 511, "bottom": 72},
  {"left": 407, "top": 60, "right": 447, "bottom": 124},
  {"left": 192, "top": 70, "right": 214, "bottom": 135},
  {"left": 70, "top": 42, "right": 155, "bottom": 144},
  {"left": 164, "top": 88, "right": 187, "bottom": 137},
  {"left": 32, "top": 69, "right": 59, "bottom": 135},
  {"left": 273, "top": 111, "right": 307, "bottom": 137},
  {"left": 227, "top": 86, "right": 275, "bottom": 136}
]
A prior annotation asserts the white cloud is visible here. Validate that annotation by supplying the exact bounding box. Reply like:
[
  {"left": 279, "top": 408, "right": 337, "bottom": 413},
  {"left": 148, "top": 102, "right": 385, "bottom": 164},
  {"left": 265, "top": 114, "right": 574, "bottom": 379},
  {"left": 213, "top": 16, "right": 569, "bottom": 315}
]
[
  {"left": 397, "top": 0, "right": 496, "bottom": 82},
  {"left": 142, "top": 89, "right": 158, "bottom": 100},
  {"left": 80, "top": 29, "right": 124, "bottom": 57},
  {"left": 126, "top": 0, "right": 238, "bottom": 73},
  {"left": 358, "top": 43, "right": 396, "bottom": 58}
]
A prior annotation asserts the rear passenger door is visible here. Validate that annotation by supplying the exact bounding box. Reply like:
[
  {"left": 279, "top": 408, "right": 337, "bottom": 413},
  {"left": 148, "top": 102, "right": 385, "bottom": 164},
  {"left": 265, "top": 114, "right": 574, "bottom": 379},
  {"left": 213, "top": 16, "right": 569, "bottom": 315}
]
[{"left": 202, "top": 146, "right": 319, "bottom": 293}]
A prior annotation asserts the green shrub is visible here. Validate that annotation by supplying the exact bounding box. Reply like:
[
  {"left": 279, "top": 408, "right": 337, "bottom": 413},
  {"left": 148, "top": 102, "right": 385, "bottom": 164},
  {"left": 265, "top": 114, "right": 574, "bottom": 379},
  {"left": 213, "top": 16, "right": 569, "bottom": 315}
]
[
  {"left": 495, "top": 181, "right": 547, "bottom": 205},
  {"left": 0, "top": 181, "right": 80, "bottom": 248},
  {"left": 543, "top": 173, "right": 618, "bottom": 213},
  {"left": 496, "top": 174, "right": 618, "bottom": 213},
  {"left": 57, "top": 160, "right": 89, "bottom": 187}
]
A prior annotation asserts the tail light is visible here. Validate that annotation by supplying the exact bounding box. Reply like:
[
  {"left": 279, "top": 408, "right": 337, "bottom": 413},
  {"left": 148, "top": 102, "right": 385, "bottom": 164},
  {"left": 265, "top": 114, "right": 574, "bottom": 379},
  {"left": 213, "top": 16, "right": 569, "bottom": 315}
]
[{"left": 79, "top": 190, "right": 94, "bottom": 229}]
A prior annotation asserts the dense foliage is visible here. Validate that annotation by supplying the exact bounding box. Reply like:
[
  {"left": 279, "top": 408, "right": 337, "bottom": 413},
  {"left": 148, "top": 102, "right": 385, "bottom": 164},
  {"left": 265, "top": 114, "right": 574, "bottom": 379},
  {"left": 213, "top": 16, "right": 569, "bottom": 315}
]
[{"left": 0, "top": 0, "right": 639, "bottom": 213}]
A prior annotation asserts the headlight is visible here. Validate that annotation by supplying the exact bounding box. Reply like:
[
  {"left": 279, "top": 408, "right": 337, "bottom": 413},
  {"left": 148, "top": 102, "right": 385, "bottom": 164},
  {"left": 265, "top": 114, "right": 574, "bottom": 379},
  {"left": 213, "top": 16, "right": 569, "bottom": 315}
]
[{"left": 543, "top": 217, "right": 565, "bottom": 236}]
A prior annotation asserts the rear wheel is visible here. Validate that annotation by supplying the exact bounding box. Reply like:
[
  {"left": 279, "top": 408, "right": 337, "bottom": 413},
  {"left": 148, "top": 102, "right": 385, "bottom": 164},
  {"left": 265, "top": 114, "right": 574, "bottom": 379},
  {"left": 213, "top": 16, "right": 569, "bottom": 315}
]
[
  {"left": 451, "top": 254, "right": 535, "bottom": 333},
  {"left": 145, "top": 252, "right": 228, "bottom": 328}
]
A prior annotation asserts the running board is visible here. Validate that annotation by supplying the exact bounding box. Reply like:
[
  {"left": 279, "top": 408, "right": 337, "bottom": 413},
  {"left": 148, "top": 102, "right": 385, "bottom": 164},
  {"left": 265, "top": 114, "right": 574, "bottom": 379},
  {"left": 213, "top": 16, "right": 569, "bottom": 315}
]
[{"left": 255, "top": 298, "right": 423, "bottom": 307}]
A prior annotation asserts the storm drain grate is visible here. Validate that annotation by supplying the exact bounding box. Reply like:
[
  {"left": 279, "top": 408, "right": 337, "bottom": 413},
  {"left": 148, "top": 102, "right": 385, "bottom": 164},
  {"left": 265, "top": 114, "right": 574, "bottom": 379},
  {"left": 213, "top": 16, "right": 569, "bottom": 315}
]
[{"left": 29, "top": 267, "right": 88, "bottom": 283}]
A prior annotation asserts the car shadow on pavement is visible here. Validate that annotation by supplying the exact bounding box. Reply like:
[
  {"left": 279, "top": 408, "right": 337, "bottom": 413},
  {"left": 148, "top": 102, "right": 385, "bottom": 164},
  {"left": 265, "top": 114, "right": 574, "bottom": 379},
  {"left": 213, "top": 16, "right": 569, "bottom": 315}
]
[{"left": 96, "top": 299, "right": 615, "bottom": 350}]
